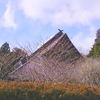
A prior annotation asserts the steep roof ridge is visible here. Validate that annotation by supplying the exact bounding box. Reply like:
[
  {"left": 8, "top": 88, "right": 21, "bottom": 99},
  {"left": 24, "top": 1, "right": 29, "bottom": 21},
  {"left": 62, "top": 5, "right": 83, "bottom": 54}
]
[
  {"left": 31, "top": 32, "right": 63, "bottom": 57},
  {"left": 40, "top": 33, "right": 65, "bottom": 55},
  {"left": 8, "top": 33, "right": 65, "bottom": 76}
]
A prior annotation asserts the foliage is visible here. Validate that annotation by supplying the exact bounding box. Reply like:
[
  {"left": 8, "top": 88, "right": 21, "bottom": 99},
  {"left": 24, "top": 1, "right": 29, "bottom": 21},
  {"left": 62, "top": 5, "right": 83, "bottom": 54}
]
[
  {"left": 0, "top": 43, "right": 28, "bottom": 80},
  {"left": 88, "top": 29, "right": 100, "bottom": 57},
  {"left": 87, "top": 42, "right": 100, "bottom": 57},
  {"left": 0, "top": 82, "right": 100, "bottom": 100},
  {"left": 0, "top": 42, "right": 10, "bottom": 54},
  {"left": 95, "top": 29, "right": 100, "bottom": 43}
]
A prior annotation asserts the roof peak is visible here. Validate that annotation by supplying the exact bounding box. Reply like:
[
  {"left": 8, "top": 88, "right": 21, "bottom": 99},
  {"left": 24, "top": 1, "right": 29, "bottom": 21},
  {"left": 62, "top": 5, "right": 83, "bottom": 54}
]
[{"left": 58, "top": 29, "right": 63, "bottom": 33}]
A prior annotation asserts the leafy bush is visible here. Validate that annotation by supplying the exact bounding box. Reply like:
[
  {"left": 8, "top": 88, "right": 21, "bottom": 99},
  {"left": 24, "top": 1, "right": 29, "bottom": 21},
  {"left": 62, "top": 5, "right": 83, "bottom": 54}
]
[{"left": 0, "top": 82, "right": 100, "bottom": 100}]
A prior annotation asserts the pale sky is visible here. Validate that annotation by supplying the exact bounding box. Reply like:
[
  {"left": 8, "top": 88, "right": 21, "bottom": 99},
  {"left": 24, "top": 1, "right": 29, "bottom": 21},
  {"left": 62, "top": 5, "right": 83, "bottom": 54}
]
[{"left": 0, "top": 0, "right": 100, "bottom": 54}]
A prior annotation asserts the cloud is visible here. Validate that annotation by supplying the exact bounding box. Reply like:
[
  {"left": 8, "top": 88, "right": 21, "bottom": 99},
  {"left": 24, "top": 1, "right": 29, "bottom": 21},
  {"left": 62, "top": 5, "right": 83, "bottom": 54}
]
[
  {"left": 19, "top": 0, "right": 100, "bottom": 26},
  {"left": 72, "top": 26, "right": 96, "bottom": 54},
  {"left": 0, "top": 1, "right": 17, "bottom": 29}
]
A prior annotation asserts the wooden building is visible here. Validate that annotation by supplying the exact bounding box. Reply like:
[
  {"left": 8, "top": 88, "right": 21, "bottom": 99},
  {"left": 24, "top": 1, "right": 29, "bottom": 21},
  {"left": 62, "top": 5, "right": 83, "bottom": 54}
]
[{"left": 8, "top": 30, "right": 82, "bottom": 82}]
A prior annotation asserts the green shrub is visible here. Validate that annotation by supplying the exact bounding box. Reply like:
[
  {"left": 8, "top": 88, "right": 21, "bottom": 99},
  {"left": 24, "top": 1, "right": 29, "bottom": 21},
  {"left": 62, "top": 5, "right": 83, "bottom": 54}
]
[
  {"left": 27, "top": 91, "right": 41, "bottom": 100},
  {"left": 87, "top": 42, "right": 100, "bottom": 57}
]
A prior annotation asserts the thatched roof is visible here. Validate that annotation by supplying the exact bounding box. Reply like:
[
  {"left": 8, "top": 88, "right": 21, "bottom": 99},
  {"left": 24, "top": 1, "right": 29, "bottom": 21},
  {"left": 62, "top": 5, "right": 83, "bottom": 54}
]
[
  {"left": 8, "top": 30, "right": 82, "bottom": 81},
  {"left": 32, "top": 30, "right": 81, "bottom": 64}
]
